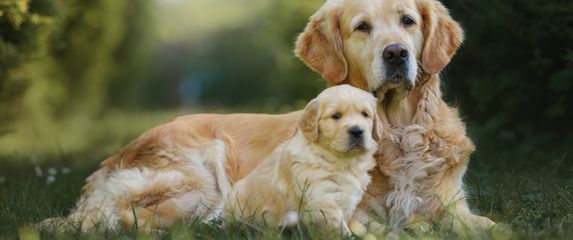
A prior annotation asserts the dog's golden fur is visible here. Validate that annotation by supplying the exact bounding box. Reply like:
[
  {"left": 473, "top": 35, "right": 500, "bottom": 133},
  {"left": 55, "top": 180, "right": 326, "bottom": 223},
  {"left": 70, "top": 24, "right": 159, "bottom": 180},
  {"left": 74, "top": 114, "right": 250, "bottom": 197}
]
[
  {"left": 44, "top": 0, "right": 495, "bottom": 233},
  {"left": 224, "top": 85, "right": 379, "bottom": 235},
  {"left": 60, "top": 112, "right": 301, "bottom": 230}
]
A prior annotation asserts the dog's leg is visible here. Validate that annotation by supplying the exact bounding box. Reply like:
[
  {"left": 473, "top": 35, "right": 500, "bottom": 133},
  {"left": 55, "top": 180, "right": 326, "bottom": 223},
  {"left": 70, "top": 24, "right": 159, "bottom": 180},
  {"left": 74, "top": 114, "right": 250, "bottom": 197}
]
[
  {"left": 118, "top": 189, "right": 220, "bottom": 230},
  {"left": 114, "top": 169, "right": 224, "bottom": 230},
  {"left": 116, "top": 140, "right": 232, "bottom": 230},
  {"left": 304, "top": 206, "right": 351, "bottom": 236},
  {"left": 432, "top": 164, "right": 495, "bottom": 232},
  {"left": 411, "top": 77, "right": 496, "bottom": 232},
  {"left": 299, "top": 181, "right": 353, "bottom": 236},
  {"left": 430, "top": 120, "right": 495, "bottom": 232}
]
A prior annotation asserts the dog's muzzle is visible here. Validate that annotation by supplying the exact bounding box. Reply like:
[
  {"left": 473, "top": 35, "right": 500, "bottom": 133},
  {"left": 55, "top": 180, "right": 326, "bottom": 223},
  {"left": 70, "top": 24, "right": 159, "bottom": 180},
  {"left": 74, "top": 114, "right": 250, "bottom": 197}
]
[
  {"left": 382, "top": 43, "right": 413, "bottom": 89},
  {"left": 371, "top": 43, "right": 415, "bottom": 101},
  {"left": 347, "top": 126, "right": 365, "bottom": 150}
]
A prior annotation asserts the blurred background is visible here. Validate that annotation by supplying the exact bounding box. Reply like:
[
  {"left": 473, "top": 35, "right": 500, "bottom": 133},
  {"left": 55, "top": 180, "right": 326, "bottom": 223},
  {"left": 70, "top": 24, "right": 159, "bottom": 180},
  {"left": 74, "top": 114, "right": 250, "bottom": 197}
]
[{"left": 0, "top": 0, "right": 572, "bottom": 170}]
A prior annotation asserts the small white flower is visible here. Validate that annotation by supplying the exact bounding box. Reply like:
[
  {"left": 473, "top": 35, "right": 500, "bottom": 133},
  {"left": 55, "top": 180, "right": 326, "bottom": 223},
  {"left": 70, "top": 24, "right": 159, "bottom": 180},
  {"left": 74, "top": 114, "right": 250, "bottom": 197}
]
[
  {"left": 282, "top": 211, "right": 299, "bottom": 226},
  {"left": 61, "top": 167, "right": 71, "bottom": 174},
  {"left": 46, "top": 176, "right": 56, "bottom": 184},
  {"left": 34, "top": 166, "right": 43, "bottom": 177},
  {"left": 47, "top": 167, "right": 57, "bottom": 175}
]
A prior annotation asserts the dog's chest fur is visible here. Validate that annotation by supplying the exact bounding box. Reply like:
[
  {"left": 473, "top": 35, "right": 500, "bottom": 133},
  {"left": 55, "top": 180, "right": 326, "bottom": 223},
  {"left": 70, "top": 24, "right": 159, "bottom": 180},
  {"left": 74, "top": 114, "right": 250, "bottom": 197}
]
[{"left": 375, "top": 125, "right": 451, "bottom": 226}]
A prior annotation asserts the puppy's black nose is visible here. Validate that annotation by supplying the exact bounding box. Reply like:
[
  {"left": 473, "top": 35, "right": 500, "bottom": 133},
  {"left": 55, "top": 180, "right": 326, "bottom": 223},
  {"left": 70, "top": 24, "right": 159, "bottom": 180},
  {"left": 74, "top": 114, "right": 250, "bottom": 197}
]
[
  {"left": 348, "top": 126, "right": 364, "bottom": 138},
  {"left": 383, "top": 43, "right": 409, "bottom": 66}
]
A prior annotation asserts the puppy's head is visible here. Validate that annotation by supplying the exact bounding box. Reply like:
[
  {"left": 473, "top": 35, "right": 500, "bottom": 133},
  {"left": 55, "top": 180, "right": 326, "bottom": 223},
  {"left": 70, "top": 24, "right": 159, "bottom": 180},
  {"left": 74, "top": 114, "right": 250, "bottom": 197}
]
[
  {"left": 295, "top": 0, "right": 463, "bottom": 102},
  {"left": 298, "top": 85, "right": 382, "bottom": 156}
]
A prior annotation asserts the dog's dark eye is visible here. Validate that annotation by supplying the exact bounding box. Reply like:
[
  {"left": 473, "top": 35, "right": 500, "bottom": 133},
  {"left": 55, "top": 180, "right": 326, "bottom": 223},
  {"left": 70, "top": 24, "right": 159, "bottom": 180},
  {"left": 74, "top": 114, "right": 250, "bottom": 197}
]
[
  {"left": 401, "top": 16, "right": 415, "bottom": 27},
  {"left": 354, "top": 22, "right": 371, "bottom": 33},
  {"left": 362, "top": 111, "right": 370, "bottom": 118},
  {"left": 331, "top": 112, "right": 342, "bottom": 120}
]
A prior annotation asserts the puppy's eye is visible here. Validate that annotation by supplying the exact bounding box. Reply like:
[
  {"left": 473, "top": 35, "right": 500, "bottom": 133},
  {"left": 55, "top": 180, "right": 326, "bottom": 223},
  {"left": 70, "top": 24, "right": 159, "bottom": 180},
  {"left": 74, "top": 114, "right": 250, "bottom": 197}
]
[
  {"left": 401, "top": 16, "right": 415, "bottom": 27},
  {"left": 362, "top": 111, "right": 370, "bottom": 118},
  {"left": 331, "top": 112, "right": 342, "bottom": 120},
  {"left": 354, "top": 22, "right": 371, "bottom": 33}
]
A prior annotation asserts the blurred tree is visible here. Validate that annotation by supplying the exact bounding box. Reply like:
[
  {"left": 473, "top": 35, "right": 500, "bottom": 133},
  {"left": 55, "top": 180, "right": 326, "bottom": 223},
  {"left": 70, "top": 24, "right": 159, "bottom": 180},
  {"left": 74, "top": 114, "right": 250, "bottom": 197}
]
[
  {"left": 0, "top": 0, "right": 55, "bottom": 134},
  {"left": 164, "top": 0, "right": 326, "bottom": 110},
  {"left": 106, "top": 0, "right": 158, "bottom": 110},
  {"left": 260, "top": 0, "right": 326, "bottom": 107},
  {"left": 0, "top": 0, "right": 154, "bottom": 152}
]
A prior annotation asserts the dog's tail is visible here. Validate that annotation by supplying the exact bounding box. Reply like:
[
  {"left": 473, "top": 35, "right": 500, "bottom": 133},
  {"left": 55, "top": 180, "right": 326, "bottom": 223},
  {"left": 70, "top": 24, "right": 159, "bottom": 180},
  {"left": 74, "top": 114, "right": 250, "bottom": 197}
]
[
  {"left": 36, "top": 217, "right": 70, "bottom": 232},
  {"left": 36, "top": 156, "right": 117, "bottom": 232}
]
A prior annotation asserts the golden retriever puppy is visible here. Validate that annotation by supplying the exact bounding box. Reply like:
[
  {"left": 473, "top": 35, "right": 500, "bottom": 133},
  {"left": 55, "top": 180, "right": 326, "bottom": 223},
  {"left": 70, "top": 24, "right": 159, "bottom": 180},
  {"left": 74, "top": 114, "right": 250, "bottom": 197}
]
[
  {"left": 43, "top": 0, "right": 494, "bottom": 234},
  {"left": 224, "top": 85, "right": 380, "bottom": 234}
]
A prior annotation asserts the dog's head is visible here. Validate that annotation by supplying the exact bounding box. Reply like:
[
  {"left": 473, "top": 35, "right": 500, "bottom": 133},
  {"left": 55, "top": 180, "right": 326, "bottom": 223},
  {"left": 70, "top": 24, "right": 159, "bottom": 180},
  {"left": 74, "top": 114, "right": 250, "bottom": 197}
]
[
  {"left": 295, "top": 0, "right": 463, "bottom": 102},
  {"left": 298, "top": 85, "right": 381, "bottom": 156}
]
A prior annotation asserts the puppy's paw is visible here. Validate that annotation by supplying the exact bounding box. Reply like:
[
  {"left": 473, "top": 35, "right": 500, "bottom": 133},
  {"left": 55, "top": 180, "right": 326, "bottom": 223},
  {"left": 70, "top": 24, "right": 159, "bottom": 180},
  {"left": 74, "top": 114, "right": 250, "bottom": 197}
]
[
  {"left": 349, "top": 219, "right": 367, "bottom": 237},
  {"left": 406, "top": 219, "right": 433, "bottom": 233}
]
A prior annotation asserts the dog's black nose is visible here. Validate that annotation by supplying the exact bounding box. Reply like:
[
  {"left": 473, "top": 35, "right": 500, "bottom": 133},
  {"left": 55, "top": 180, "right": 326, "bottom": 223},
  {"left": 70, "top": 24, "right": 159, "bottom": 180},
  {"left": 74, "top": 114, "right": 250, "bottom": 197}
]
[
  {"left": 383, "top": 43, "right": 409, "bottom": 66},
  {"left": 348, "top": 126, "right": 364, "bottom": 138}
]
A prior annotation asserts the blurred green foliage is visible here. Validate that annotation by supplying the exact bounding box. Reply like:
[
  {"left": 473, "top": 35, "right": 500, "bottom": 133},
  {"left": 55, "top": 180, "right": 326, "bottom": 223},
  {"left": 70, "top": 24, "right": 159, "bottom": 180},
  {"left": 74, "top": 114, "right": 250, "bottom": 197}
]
[
  {"left": 0, "top": 0, "right": 326, "bottom": 154},
  {"left": 0, "top": 0, "right": 53, "bottom": 134},
  {"left": 0, "top": 0, "right": 572, "bottom": 167},
  {"left": 442, "top": 0, "right": 573, "bottom": 167},
  {"left": 0, "top": 0, "right": 155, "bottom": 153}
]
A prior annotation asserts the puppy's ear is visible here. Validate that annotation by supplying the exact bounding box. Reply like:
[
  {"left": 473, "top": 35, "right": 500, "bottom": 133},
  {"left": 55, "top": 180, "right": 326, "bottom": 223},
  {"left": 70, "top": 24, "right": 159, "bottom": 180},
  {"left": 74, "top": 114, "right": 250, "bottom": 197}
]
[
  {"left": 295, "top": 1, "right": 348, "bottom": 84},
  {"left": 298, "top": 99, "right": 321, "bottom": 142},
  {"left": 418, "top": 0, "right": 464, "bottom": 74}
]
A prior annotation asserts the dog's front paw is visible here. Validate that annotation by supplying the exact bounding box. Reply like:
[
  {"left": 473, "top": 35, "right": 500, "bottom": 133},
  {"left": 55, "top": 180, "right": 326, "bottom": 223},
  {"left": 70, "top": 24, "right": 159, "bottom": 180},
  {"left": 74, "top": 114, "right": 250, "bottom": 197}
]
[
  {"left": 473, "top": 216, "right": 496, "bottom": 229},
  {"left": 452, "top": 214, "right": 496, "bottom": 233}
]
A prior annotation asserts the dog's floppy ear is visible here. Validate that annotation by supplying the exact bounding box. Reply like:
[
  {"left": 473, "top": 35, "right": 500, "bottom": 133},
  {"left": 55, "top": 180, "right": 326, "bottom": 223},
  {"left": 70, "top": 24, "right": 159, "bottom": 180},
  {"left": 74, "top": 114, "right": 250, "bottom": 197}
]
[
  {"left": 295, "top": 1, "right": 348, "bottom": 84},
  {"left": 418, "top": 0, "right": 464, "bottom": 74},
  {"left": 372, "top": 114, "right": 384, "bottom": 142},
  {"left": 371, "top": 103, "right": 384, "bottom": 142},
  {"left": 298, "top": 99, "right": 321, "bottom": 142}
]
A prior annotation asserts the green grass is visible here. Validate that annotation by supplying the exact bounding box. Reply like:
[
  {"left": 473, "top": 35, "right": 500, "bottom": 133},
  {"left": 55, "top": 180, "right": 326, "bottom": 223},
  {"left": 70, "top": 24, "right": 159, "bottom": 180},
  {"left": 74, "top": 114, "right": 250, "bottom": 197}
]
[{"left": 0, "top": 111, "right": 572, "bottom": 239}]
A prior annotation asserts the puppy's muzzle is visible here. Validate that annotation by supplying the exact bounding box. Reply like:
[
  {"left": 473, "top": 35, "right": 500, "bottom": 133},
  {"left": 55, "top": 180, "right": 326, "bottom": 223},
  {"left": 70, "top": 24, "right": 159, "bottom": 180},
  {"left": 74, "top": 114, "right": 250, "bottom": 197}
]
[
  {"left": 382, "top": 43, "right": 413, "bottom": 90},
  {"left": 347, "top": 126, "right": 365, "bottom": 149}
]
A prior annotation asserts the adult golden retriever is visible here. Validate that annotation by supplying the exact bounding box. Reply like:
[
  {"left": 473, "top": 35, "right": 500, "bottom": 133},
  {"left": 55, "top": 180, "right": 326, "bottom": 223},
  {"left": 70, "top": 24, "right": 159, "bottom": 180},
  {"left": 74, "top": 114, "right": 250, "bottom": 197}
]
[{"left": 45, "top": 0, "right": 495, "bottom": 233}]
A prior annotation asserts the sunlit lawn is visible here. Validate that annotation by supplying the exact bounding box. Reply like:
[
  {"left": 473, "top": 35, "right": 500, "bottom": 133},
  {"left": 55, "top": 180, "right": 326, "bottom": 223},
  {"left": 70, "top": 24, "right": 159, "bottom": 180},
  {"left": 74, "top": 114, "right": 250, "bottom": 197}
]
[{"left": 0, "top": 110, "right": 572, "bottom": 239}]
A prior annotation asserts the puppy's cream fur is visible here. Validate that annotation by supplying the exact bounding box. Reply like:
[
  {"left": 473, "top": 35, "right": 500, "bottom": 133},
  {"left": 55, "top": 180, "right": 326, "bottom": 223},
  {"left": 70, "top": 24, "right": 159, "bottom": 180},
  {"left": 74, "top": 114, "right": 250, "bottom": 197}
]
[{"left": 224, "top": 85, "right": 379, "bottom": 234}]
